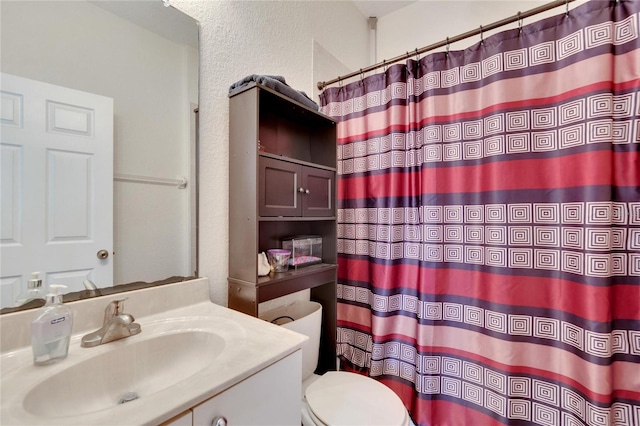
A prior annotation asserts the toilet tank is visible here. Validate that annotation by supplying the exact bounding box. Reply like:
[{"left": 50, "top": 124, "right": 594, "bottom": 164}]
[{"left": 261, "top": 301, "right": 322, "bottom": 381}]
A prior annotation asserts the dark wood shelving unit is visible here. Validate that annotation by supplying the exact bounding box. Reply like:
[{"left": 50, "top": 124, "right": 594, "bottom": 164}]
[{"left": 227, "top": 82, "right": 337, "bottom": 374}]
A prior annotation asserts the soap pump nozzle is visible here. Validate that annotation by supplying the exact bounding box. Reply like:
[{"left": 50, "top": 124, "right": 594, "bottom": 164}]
[
  {"left": 14, "top": 272, "right": 46, "bottom": 307},
  {"left": 27, "top": 272, "right": 43, "bottom": 289},
  {"left": 45, "top": 284, "right": 67, "bottom": 305}
]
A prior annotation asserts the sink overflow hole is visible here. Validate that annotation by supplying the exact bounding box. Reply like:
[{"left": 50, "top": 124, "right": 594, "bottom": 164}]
[{"left": 118, "top": 391, "right": 140, "bottom": 404}]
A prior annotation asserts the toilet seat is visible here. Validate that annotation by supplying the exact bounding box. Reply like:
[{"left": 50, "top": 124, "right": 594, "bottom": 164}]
[{"left": 304, "top": 371, "right": 408, "bottom": 426}]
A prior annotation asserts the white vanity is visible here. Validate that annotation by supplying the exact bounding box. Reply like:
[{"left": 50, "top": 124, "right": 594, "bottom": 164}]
[{"left": 0, "top": 279, "right": 306, "bottom": 425}]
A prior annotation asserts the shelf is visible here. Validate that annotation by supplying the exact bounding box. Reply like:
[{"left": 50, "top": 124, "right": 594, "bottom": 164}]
[
  {"left": 258, "top": 152, "right": 337, "bottom": 172},
  {"left": 258, "top": 216, "right": 336, "bottom": 222},
  {"left": 229, "top": 82, "right": 335, "bottom": 123},
  {"left": 256, "top": 263, "right": 336, "bottom": 286},
  {"left": 228, "top": 264, "right": 336, "bottom": 307}
]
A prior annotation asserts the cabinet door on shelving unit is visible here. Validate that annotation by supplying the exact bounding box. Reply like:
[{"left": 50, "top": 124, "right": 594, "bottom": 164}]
[
  {"left": 259, "top": 156, "right": 301, "bottom": 217},
  {"left": 302, "top": 167, "right": 335, "bottom": 217}
]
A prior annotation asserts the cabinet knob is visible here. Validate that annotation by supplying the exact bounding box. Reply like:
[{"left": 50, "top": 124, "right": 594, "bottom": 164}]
[
  {"left": 211, "top": 416, "right": 228, "bottom": 426},
  {"left": 298, "top": 187, "right": 305, "bottom": 193},
  {"left": 305, "top": 189, "right": 310, "bottom": 194}
]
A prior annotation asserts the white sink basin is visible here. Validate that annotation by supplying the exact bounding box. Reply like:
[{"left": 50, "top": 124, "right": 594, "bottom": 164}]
[{"left": 23, "top": 329, "right": 224, "bottom": 418}]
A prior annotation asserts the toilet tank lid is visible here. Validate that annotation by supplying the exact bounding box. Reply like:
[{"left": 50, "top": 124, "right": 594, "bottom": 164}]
[{"left": 305, "top": 371, "right": 407, "bottom": 426}]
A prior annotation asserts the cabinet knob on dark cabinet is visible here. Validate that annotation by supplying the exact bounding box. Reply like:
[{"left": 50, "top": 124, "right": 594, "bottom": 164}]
[
  {"left": 298, "top": 187, "right": 305, "bottom": 193},
  {"left": 305, "top": 189, "right": 310, "bottom": 194}
]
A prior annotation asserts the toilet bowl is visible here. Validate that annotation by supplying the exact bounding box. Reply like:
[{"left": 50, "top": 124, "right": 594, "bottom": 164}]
[{"left": 261, "top": 301, "right": 409, "bottom": 426}]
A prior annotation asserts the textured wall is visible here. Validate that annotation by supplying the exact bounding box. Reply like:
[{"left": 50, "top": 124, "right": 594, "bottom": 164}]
[{"left": 170, "top": 1, "right": 370, "bottom": 305}]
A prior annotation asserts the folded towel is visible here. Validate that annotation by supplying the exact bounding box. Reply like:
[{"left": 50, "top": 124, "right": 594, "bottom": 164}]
[{"left": 229, "top": 74, "right": 319, "bottom": 111}]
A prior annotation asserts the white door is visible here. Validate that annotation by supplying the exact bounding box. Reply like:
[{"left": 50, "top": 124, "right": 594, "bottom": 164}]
[{"left": 1, "top": 73, "right": 113, "bottom": 307}]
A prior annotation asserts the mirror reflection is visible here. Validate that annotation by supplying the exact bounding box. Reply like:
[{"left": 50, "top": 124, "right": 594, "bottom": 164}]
[{"left": 0, "top": 1, "right": 199, "bottom": 311}]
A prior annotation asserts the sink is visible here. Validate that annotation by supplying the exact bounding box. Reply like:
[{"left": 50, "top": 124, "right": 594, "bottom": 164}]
[
  {"left": 23, "top": 329, "right": 224, "bottom": 418},
  {"left": 0, "top": 297, "right": 305, "bottom": 426}
]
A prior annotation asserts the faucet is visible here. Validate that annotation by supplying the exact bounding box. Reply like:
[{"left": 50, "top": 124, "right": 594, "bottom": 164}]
[
  {"left": 81, "top": 299, "right": 141, "bottom": 347},
  {"left": 82, "top": 279, "right": 103, "bottom": 297},
  {"left": 83, "top": 279, "right": 98, "bottom": 290}
]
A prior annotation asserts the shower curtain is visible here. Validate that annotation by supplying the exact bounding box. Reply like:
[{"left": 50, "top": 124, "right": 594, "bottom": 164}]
[{"left": 319, "top": 1, "right": 640, "bottom": 425}]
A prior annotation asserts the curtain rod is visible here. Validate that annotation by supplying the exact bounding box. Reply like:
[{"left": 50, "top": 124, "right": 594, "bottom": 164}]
[{"left": 317, "top": 0, "right": 576, "bottom": 91}]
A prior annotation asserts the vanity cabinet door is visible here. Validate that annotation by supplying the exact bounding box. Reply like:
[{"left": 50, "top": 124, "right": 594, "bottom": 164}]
[{"left": 192, "top": 351, "right": 301, "bottom": 426}]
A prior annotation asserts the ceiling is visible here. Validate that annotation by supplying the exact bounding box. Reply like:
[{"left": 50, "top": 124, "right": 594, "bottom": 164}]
[{"left": 352, "top": 1, "right": 417, "bottom": 18}]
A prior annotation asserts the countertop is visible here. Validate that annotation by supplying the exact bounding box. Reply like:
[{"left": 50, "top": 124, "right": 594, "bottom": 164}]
[{"left": 0, "top": 282, "right": 307, "bottom": 425}]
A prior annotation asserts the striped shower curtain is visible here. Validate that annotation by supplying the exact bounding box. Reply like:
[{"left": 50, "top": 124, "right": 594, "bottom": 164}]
[{"left": 319, "top": 1, "right": 640, "bottom": 425}]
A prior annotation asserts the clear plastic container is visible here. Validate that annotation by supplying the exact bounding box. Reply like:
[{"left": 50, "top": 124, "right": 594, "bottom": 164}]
[
  {"left": 31, "top": 285, "right": 73, "bottom": 365},
  {"left": 267, "top": 249, "right": 291, "bottom": 272},
  {"left": 282, "top": 235, "right": 323, "bottom": 268}
]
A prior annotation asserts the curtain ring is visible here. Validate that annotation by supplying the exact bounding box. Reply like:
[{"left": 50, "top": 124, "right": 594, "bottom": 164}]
[
  {"left": 479, "top": 25, "right": 484, "bottom": 44},
  {"left": 359, "top": 69, "right": 364, "bottom": 84},
  {"left": 415, "top": 48, "right": 420, "bottom": 62},
  {"left": 446, "top": 37, "right": 450, "bottom": 55},
  {"left": 565, "top": 0, "right": 570, "bottom": 16},
  {"left": 517, "top": 11, "right": 523, "bottom": 33},
  {"left": 383, "top": 59, "right": 387, "bottom": 72}
]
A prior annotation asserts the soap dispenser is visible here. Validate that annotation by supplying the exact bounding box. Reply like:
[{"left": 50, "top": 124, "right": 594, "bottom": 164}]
[
  {"left": 14, "top": 272, "right": 46, "bottom": 307},
  {"left": 31, "top": 285, "right": 73, "bottom": 365}
]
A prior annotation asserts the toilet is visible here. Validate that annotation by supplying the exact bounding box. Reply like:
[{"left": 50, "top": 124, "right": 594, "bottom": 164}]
[{"left": 261, "top": 301, "right": 410, "bottom": 426}]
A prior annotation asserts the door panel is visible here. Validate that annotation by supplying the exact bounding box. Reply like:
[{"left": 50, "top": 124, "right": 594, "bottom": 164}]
[
  {"left": 47, "top": 150, "right": 92, "bottom": 241},
  {"left": 1, "top": 144, "right": 21, "bottom": 245},
  {"left": 259, "top": 156, "right": 301, "bottom": 217},
  {"left": 302, "top": 167, "right": 334, "bottom": 217},
  {"left": 47, "top": 101, "right": 94, "bottom": 137}
]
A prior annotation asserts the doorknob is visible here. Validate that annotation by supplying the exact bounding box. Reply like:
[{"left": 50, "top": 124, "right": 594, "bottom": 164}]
[
  {"left": 211, "top": 417, "right": 228, "bottom": 426},
  {"left": 97, "top": 249, "right": 109, "bottom": 259}
]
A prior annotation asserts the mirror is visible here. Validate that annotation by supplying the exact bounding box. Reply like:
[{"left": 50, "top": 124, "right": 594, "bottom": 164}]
[{"left": 0, "top": 1, "right": 199, "bottom": 312}]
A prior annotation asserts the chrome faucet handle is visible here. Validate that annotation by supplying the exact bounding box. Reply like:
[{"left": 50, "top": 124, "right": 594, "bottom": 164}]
[
  {"left": 111, "top": 298, "right": 127, "bottom": 315},
  {"left": 104, "top": 298, "right": 129, "bottom": 323}
]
